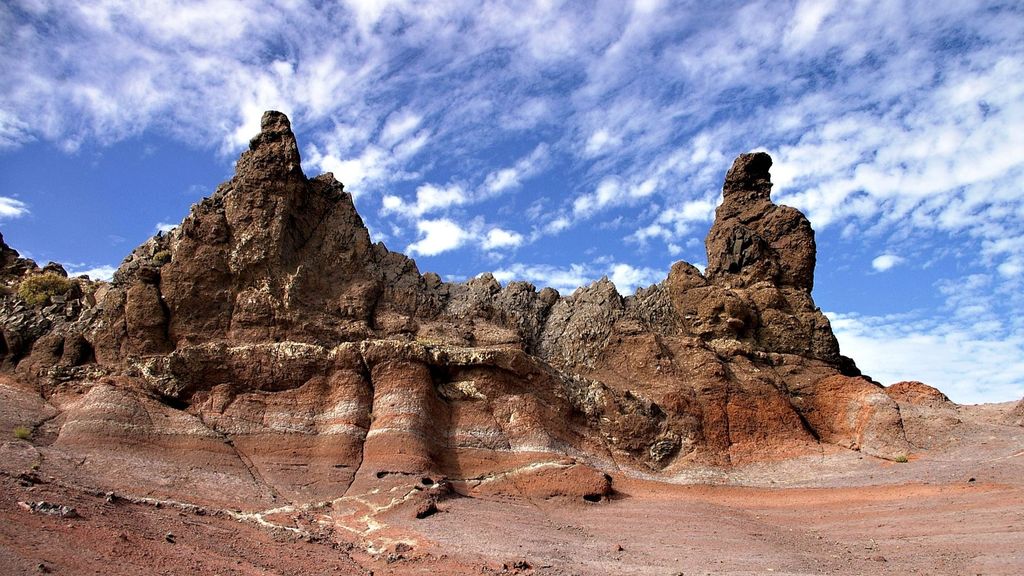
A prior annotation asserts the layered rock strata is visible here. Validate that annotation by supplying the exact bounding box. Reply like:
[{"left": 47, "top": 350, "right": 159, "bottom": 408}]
[{"left": 1, "top": 112, "right": 910, "bottom": 516}]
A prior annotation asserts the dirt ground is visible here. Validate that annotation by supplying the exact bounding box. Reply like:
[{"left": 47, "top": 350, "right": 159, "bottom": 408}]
[{"left": 2, "top": 402, "right": 1022, "bottom": 575}]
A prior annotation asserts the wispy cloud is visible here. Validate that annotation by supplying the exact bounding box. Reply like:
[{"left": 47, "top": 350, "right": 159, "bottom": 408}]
[
  {"left": 154, "top": 222, "right": 177, "bottom": 234},
  {"left": 830, "top": 310, "right": 1024, "bottom": 405},
  {"left": 481, "top": 143, "right": 549, "bottom": 198},
  {"left": 403, "top": 216, "right": 526, "bottom": 258},
  {"left": 830, "top": 268, "right": 1024, "bottom": 404},
  {"left": 0, "top": 196, "right": 29, "bottom": 219},
  {"left": 491, "top": 263, "right": 593, "bottom": 295},
  {"left": 871, "top": 254, "right": 904, "bottom": 272},
  {"left": 481, "top": 228, "right": 524, "bottom": 251},
  {"left": 493, "top": 260, "right": 662, "bottom": 296},
  {"left": 382, "top": 183, "right": 468, "bottom": 219},
  {"left": 65, "top": 263, "right": 116, "bottom": 281},
  {"left": 406, "top": 218, "right": 472, "bottom": 257}
]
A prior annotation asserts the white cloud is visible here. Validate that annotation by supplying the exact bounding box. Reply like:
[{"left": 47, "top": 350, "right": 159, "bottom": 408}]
[
  {"left": 573, "top": 177, "right": 623, "bottom": 218},
  {"left": 481, "top": 228, "right": 524, "bottom": 250},
  {"left": 628, "top": 197, "right": 716, "bottom": 247},
  {"left": 829, "top": 311, "right": 1024, "bottom": 405},
  {"left": 871, "top": 254, "right": 904, "bottom": 272},
  {"left": 379, "top": 109, "right": 422, "bottom": 147},
  {"left": 628, "top": 223, "right": 670, "bottom": 244},
  {"left": 307, "top": 144, "right": 390, "bottom": 197},
  {"left": 493, "top": 260, "right": 664, "bottom": 296},
  {"left": 784, "top": 0, "right": 838, "bottom": 50},
  {"left": 382, "top": 183, "right": 467, "bottom": 218},
  {"left": 66, "top": 264, "right": 117, "bottom": 281},
  {"left": 998, "top": 259, "right": 1023, "bottom": 278},
  {"left": 406, "top": 218, "right": 471, "bottom": 256},
  {"left": 492, "top": 263, "right": 592, "bottom": 295},
  {"left": 545, "top": 216, "right": 571, "bottom": 234},
  {"left": 382, "top": 143, "right": 548, "bottom": 224},
  {"left": 608, "top": 263, "right": 661, "bottom": 295},
  {"left": 482, "top": 143, "right": 549, "bottom": 197},
  {"left": 154, "top": 222, "right": 177, "bottom": 234},
  {"left": 0, "top": 197, "right": 29, "bottom": 219},
  {"left": 583, "top": 128, "right": 620, "bottom": 157}
]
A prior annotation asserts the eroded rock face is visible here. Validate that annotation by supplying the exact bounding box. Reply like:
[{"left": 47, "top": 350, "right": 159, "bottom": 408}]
[
  {"left": 0, "top": 234, "right": 100, "bottom": 374},
  {"left": 886, "top": 381, "right": 953, "bottom": 406},
  {"left": 1006, "top": 397, "right": 1024, "bottom": 427},
  {"left": 0, "top": 111, "right": 911, "bottom": 514}
]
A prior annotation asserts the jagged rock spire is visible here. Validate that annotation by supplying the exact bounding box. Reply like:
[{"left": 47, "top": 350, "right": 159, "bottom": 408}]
[
  {"left": 723, "top": 151, "right": 773, "bottom": 202},
  {"left": 234, "top": 110, "right": 304, "bottom": 183},
  {"left": 705, "top": 152, "right": 816, "bottom": 292}
]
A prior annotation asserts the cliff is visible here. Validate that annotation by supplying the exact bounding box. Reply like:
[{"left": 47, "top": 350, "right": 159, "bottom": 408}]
[{"left": 0, "top": 112, "right": 910, "bottom": 516}]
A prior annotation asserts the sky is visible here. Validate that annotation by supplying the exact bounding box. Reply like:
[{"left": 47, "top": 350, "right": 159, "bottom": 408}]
[{"left": 1, "top": 1, "right": 1022, "bottom": 404}]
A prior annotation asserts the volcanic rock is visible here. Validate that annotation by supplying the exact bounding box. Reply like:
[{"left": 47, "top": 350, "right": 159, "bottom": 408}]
[
  {"left": 0, "top": 111, "right": 912, "bottom": 516},
  {"left": 886, "top": 381, "right": 953, "bottom": 406},
  {"left": 884, "top": 381, "right": 963, "bottom": 450},
  {"left": 1006, "top": 397, "right": 1024, "bottom": 427}
]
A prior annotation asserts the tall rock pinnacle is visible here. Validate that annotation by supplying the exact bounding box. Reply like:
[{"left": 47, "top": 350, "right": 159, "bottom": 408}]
[
  {"left": 722, "top": 151, "right": 773, "bottom": 202},
  {"left": 235, "top": 110, "right": 304, "bottom": 183},
  {"left": 705, "top": 152, "right": 816, "bottom": 292}
]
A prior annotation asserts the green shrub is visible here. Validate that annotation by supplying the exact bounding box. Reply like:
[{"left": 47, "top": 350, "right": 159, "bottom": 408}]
[
  {"left": 17, "top": 273, "right": 74, "bottom": 306},
  {"left": 152, "top": 250, "right": 172, "bottom": 266},
  {"left": 13, "top": 426, "right": 31, "bottom": 440},
  {"left": 893, "top": 454, "right": 909, "bottom": 463}
]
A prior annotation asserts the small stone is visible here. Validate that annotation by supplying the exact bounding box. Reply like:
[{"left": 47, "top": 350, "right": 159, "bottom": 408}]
[{"left": 165, "top": 532, "right": 175, "bottom": 543}]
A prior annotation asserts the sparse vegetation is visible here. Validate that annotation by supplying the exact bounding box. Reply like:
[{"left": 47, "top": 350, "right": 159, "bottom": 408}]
[
  {"left": 152, "top": 250, "right": 172, "bottom": 266},
  {"left": 13, "top": 425, "right": 31, "bottom": 440},
  {"left": 894, "top": 454, "right": 909, "bottom": 463},
  {"left": 17, "top": 273, "right": 74, "bottom": 306}
]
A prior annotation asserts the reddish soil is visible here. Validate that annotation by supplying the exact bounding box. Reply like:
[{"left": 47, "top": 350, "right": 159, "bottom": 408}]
[{"left": 3, "top": 402, "right": 1021, "bottom": 575}]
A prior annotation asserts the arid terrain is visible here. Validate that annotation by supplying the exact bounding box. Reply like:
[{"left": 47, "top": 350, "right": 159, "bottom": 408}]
[
  {"left": 2, "top": 112, "right": 1022, "bottom": 575},
  {"left": 2, "top": 392, "right": 1021, "bottom": 575}
]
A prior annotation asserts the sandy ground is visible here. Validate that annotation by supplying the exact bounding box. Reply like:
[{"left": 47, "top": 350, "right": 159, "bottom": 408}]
[{"left": 2, "top": 402, "right": 1022, "bottom": 575}]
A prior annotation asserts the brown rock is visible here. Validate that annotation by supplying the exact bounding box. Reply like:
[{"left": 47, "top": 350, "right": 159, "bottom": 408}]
[
  {"left": 1006, "top": 397, "right": 1024, "bottom": 427},
  {"left": 0, "top": 112, "right": 919, "bottom": 513},
  {"left": 886, "top": 381, "right": 952, "bottom": 406},
  {"left": 705, "top": 152, "right": 816, "bottom": 291},
  {"left": 797, "top": 375, "right": 910, "bottom": 459}
]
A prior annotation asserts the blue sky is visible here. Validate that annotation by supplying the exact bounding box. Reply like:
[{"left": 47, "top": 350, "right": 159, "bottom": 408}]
[{"left": 1, "top": 1, "right": 1022, "bottom": 404}]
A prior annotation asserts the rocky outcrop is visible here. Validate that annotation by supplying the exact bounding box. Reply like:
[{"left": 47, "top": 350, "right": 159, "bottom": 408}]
[
  {"left": 1006, "top": 397, "right": 1024, "bottom": 427},
  {"left": 706, "top": 153, "right": 815, "bottom": 291},
  {"left": 886, "top": 381, "right": 953, "bottom": 406},
  {"left": 1, "top": 232, "right": 35, "bottom": 283},
  {"left": 0, "top": 235, "right": 99, "bottom": 374},
  {"left": 0, "top": 112, "right": 912, "bottom": 517}
]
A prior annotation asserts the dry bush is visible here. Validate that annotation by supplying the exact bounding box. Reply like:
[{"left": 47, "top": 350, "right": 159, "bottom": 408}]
[{"left": 17, "top": 273, "right": 73, "bottom": 306}]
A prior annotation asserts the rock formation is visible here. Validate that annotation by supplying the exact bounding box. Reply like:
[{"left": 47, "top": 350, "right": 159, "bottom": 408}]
[
  {"left": 0, "top": 112, "right": 911, "bottom": 517},
  {"left": 1007, "top": 397, "right": 1024, "bottom": 427},
  {"left": 886, "top": 381, "right": 952, "bottom": 406}
]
